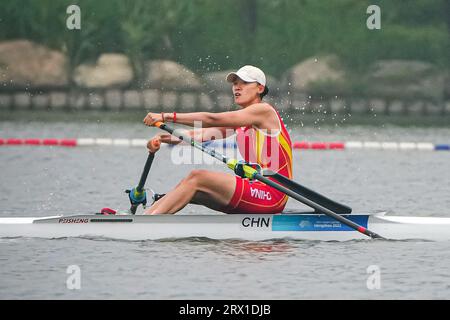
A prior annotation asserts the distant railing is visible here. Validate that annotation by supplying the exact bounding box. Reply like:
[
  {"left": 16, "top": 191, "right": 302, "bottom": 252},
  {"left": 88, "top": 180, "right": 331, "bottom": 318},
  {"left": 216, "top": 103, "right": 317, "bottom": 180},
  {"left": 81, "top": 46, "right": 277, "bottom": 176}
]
[{"left": 0, "top": 86, "right": 449, "bottom": 115}]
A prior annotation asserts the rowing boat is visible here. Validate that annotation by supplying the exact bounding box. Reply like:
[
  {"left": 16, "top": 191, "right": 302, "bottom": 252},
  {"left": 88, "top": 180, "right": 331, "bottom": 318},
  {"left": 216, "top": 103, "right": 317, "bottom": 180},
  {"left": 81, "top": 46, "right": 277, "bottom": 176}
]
[{"left": 1, "top": 212, "right": 449, "bottom": 241}]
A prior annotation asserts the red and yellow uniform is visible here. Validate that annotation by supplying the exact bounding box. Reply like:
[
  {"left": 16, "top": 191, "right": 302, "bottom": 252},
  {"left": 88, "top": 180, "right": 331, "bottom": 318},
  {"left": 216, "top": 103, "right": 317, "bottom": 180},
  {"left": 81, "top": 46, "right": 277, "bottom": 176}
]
[{"left": 222, "top": 107, "right": 293, "bottom": 214}]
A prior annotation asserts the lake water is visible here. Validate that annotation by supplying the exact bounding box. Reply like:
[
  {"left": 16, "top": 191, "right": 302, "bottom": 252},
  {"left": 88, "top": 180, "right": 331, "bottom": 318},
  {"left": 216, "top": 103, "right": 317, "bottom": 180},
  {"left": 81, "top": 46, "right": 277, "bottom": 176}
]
[{"left": 0, "top": 111, "right": 449, "bottom": 299}]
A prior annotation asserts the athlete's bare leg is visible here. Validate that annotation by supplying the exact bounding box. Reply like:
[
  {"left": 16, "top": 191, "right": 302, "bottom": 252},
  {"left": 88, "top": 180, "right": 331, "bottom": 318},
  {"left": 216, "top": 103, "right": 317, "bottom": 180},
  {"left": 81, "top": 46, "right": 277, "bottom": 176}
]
[{"left": 144, "top": 170, "right": 236, "bottom": 214}]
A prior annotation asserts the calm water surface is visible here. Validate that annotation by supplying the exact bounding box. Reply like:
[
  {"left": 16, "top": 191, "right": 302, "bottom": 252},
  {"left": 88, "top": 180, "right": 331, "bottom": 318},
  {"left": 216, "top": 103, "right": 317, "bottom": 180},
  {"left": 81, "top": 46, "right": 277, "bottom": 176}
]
[{"left": 0, "top": 113, "right": 449, "bottom": 299}]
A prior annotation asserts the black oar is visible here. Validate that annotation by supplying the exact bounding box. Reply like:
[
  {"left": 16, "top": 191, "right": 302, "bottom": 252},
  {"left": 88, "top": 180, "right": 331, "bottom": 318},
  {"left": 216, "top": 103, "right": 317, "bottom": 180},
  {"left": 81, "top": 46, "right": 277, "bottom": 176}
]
[
  {"left": 153, "top": 121, "right": 383, "bottom": 239},
  {"left": 262, "top": 170, "right": 352, "bottom": 214},
  {"left": 126, "top": 147, "right": 158, "bottom": 214},
  {"left": 251, "top": 173, "right": 381, "bottom": 238},
  {"left": 136, "top": 153, "right": 154, "bottom": 193}
]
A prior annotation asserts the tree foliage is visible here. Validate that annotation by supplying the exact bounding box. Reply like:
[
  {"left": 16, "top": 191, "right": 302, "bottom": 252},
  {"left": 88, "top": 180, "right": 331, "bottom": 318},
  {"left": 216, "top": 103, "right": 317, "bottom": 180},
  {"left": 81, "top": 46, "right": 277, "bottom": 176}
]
[{"left": 0, "top": 0, "right": 448, "bottom": 78}]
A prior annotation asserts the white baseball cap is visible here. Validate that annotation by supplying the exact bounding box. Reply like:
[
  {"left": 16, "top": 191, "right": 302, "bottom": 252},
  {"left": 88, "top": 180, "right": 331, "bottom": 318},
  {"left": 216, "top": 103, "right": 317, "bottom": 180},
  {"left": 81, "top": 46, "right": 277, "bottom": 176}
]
[{"left": 226, "top": 65, "right": 266, "bottom": 86}]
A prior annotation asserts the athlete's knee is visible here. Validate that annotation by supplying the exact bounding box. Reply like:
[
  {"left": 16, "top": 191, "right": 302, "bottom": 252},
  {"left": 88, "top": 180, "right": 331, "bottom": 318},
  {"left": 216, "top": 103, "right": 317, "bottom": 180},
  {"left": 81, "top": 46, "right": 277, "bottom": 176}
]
[{"left": 185, "top": 169, "right": 209, "bottom": 187}]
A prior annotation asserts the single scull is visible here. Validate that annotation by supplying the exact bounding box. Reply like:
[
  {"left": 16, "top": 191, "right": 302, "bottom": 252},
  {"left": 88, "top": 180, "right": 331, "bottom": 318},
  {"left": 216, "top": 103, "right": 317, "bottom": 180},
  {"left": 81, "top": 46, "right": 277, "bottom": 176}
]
[{"left": 1, "top": 212, "right": 450, "bottom": 241}]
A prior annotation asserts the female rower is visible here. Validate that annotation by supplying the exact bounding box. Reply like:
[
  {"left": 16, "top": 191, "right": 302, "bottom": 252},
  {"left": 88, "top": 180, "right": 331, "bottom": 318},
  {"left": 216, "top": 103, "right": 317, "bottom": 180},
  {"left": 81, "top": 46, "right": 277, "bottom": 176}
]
[{"left": 142, "top": 65, "right": 293, "bottom": 215}]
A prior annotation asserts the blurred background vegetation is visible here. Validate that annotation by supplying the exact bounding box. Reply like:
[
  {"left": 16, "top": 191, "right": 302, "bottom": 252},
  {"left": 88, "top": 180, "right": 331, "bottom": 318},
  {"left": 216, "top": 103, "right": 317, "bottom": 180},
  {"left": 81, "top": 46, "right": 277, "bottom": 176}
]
[{"left": 0, "top": 0, "right": 449, "bottom": 78}]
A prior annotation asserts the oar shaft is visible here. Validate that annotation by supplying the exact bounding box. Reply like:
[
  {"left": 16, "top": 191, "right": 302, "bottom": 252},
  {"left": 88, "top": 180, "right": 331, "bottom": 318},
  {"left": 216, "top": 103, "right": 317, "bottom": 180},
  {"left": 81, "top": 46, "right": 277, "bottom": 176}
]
[
  {"left": 129, "top": 152, "right": 156, "bottom": 214},
  {"left": 254, "top": 173, "right": 382, "bottom": 239},
  {"left": 137, "top": 152, "right": 155, "bottom": 192},
  {"left": 264, "top": 171, "right": 352, "bottom": 214},
  {"left": 157, "top": 122, "right": 226, "bottom": 163}
]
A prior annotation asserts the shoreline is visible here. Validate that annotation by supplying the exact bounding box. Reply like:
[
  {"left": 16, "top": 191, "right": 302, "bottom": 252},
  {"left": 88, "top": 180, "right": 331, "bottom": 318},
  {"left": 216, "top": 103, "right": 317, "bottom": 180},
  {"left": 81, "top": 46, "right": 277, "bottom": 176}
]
[{"left": 1, "top": 109, "right": 449, "bottom": 128}]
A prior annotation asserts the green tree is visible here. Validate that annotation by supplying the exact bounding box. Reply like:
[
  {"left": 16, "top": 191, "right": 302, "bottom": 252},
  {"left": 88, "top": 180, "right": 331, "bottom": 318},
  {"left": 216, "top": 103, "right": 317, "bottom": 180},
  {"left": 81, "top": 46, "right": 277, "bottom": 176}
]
[{"left": 118, "top": 0, "right": 200, "bottom": 85}]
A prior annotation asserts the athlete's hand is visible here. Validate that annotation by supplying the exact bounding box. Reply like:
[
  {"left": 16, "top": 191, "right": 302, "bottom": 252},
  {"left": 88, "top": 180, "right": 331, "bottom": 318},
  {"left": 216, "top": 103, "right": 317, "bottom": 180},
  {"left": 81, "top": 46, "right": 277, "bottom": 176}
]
[
  {"left": 143, "top": 112, "right": 163, "bottom": 126},
  {"left": 147, "top": 136, "right": 161, "bottom": 153}
]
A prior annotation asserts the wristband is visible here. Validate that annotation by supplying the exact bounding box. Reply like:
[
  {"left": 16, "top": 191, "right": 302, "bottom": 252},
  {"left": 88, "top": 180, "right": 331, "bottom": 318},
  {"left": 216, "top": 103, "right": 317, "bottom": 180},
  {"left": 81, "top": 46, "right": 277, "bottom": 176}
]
[{"left": 173, "top": 112, "right": 177, "bottom": 123}]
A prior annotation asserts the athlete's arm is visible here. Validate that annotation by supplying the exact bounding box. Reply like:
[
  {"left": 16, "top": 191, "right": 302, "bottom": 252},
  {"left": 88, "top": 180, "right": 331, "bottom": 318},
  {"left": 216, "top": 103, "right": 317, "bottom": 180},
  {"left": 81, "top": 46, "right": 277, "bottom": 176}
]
[
  {"left": 191, "top": 127, "right": 235, "bottom": 142},
  {"left": 148, "top": 127, "right": 234, "bottom": 149},
  {"left": 166, "top": 104, "right": 272, "bottom": 128},
  {"left": 143, "top": 104, "right": 273, "bottom": 129}
]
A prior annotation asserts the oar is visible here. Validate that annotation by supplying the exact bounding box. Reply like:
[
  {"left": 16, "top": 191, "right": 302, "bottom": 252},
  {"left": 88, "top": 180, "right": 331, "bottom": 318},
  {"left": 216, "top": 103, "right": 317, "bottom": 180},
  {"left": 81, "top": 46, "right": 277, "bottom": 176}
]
[
  {"left": 126, "top": 140, "right": 160, "bottom": 214},
  {"left": 261, "top": 170, "right": 352, "bottom": 214},
  {"left": 153, "top": 121, "right": 383, "bottom": 239}
]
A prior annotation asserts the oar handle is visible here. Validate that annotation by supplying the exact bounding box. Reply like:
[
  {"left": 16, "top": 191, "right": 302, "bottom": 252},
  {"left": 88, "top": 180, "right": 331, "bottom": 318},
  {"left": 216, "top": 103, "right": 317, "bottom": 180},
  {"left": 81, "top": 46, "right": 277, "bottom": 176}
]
[{"left": 154, "top": 121, "right": 170, "bottom": 133}]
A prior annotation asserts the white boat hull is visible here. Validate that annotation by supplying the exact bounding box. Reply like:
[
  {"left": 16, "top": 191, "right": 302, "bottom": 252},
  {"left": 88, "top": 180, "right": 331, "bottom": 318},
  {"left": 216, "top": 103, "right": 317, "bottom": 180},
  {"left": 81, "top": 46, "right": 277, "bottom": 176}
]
[{"left": 1, "top": 212, "right": 450, "bottom": 241}]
